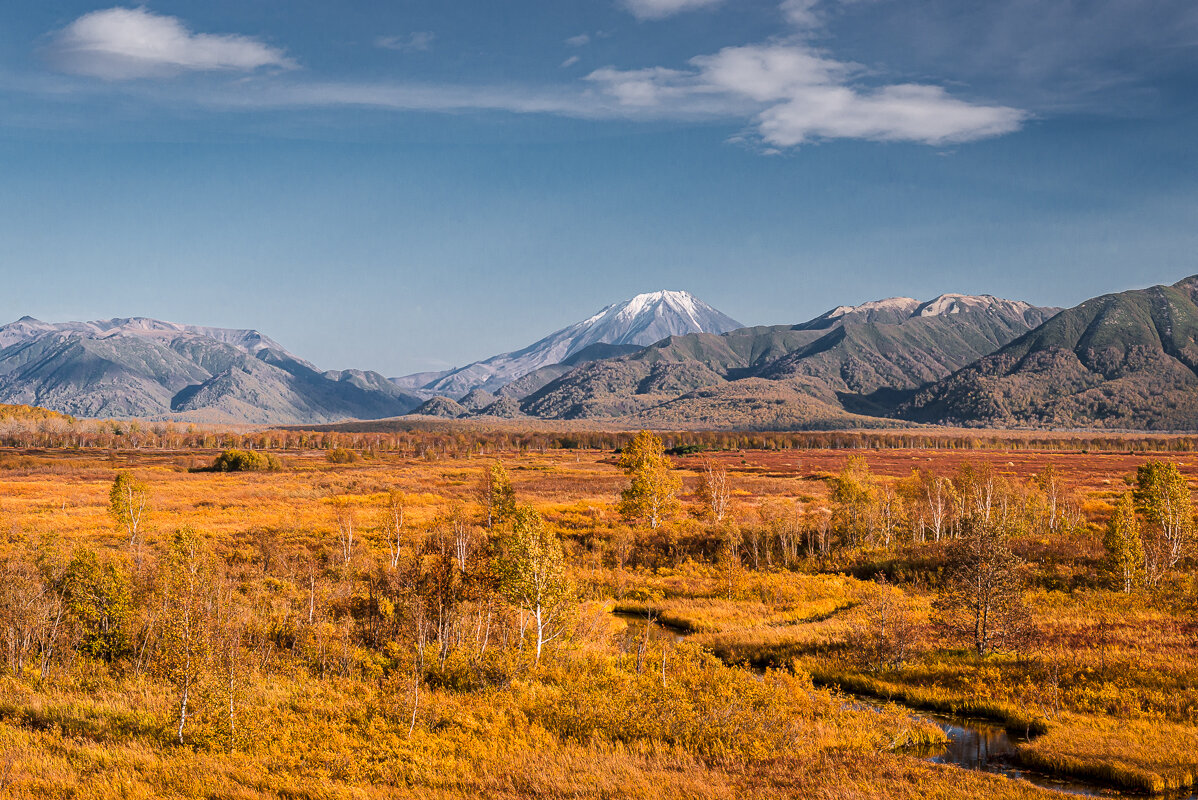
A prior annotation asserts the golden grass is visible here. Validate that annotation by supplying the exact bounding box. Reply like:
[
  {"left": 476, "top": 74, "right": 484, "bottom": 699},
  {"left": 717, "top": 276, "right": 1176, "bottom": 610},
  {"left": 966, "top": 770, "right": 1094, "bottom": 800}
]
[
  {"left": 1017, "top": 714, "right": 1198, "bottom": 793},
  {"left": 1, "top": 446, "right": 1196, "bottom": 797}
]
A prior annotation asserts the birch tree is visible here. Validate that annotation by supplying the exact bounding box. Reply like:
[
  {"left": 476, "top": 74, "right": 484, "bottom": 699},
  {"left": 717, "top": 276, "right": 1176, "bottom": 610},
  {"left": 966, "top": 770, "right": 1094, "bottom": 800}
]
[
  {"left": 109, "top": 472, "right": 148, "bottom": 547},
  {"left": 1135, "top": 461, "right": 1193, "bottom": 585},
  {"left": 476, "top": 462, "right": 516, "bottom": 529},
  {"left": 496, "top": 506, "right": 571, "bottom": 665},
  {"left": 696, "top": 460, "right": 731, "bottom": 523},
  {"left": 156, "top": 528, "right": 215, "bottom": 745},
  {"left": 1102, "top": 493, "right": 1144, "bottom": 594},
  {"left": 381, "top": 489, "right": 407, "bottom": 569},
  {"left": 330, "top": 494, "right": 356, "bottom": 566},
  {"left": 618, "top": 431, "right": 681, "bottom": 530},
  {"left": 933, "top": 516, "right": 1029, "bottom": 656}
]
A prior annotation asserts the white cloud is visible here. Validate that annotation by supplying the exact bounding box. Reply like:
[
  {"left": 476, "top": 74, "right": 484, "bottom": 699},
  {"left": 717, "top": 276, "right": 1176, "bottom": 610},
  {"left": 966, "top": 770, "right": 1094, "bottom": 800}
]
[
  {"left": 375, "top": 32, "right": 435, "bottom": 52},
  {"left": 586, "top": 67, "right": 695, "bottom": 107},
  {"left": 780, "top": 0, "right": 823, "bottom": 28},
  {"left": 691, "top": 44, "right": 850, "bottom": 99},
  {"left": 565, "top": 33, "right": 591, "bottom": 47},
  {"left": 588, "top": 43, "right": 1026, "bottom": 146},
  {"left": 33, "top": 3, "right": 1025, "bottom": 151},
  {"left": 756, "top": 83, "right": 1025, "bottom": 146},
  {"left": 622, "top": 0, "right": 726, "bottom": 20},
  {"left": 47, "top": 7, "right": 295, "bottom": 80}
]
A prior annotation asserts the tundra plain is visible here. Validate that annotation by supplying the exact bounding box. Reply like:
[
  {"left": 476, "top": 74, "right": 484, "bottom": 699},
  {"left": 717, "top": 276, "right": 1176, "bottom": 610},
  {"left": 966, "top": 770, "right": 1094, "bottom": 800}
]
[{"left": 2, "top": 432, "right": 1197, "bottom": 799}]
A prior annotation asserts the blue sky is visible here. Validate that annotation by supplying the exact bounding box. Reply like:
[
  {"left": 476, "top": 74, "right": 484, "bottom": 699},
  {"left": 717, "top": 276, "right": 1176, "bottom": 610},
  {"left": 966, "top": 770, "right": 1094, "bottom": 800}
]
[{"left": 1, "top": 0, "right": 1196, "bottom": 375}]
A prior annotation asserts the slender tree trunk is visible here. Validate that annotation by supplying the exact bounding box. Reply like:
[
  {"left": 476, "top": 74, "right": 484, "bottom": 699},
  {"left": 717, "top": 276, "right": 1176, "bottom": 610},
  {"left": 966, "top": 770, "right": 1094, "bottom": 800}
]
[
  {"left": 177, "top": 681, "right": 190, "bottom": 745},
  {"left": 534, "top": 605, "right": 544, "bottom": 664}
]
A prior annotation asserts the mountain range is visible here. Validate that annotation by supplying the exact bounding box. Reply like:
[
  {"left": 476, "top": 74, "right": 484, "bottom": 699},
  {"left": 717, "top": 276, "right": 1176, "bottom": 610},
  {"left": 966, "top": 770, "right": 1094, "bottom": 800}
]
[
  {"left": 499, "top": 293, "right": 1056, "bottom": 428},
  {"left": 0, "top": 317, "right": 421, "bottom": 424},
  {"left": 7, "top": 274, "right": 1198, "bottom": 430},
  {"left": 899, "top": 275, "right": 1198, "bottom": 430}
]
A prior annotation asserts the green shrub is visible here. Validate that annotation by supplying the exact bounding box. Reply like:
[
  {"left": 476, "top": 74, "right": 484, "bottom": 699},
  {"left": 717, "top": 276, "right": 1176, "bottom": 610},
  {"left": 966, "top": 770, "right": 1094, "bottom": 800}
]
[
  {"left": 208, "top": 449, "right": 281, "bottom": 473},
  {"left": 326, "top": 447, "right": 358, "bottom": 464}
]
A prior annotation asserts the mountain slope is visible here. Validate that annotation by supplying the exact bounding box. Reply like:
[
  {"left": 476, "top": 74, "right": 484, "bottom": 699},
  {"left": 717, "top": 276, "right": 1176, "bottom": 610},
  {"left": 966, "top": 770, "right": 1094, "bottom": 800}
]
[
  {"left": 396, "top": 290, "right": 742, "bottom": 397},
  {"left": 0, "top": 316, "right": 295, "bottom": 359},
  {"left": 900, "top": 276, "right": 1198, "bottom": 430},
  {"left": 0, "top": 317, "right": 421, "bottom": 424},
  {"left": 518, "top": 294, "right": 1057, "bottom": 425}
]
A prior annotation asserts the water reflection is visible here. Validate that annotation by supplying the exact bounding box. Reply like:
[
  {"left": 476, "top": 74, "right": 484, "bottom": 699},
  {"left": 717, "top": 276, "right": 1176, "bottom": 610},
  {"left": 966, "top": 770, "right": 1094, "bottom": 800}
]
[
  {"left": 904, "top": 709, "right": 1171, "bottom": 798},
  {"left": 926, "top": 715, "right": 1016, "bottom": 770},
  {"left": 613, "top": 612, "right": 685, "bottom": 654}
]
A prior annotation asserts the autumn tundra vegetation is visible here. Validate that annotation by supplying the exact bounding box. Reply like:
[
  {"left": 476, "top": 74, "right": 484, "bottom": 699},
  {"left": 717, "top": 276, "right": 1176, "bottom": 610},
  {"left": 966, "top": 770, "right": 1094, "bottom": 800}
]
[{"left": 3, "top": 413, "right": 1198, "bottom": 798}]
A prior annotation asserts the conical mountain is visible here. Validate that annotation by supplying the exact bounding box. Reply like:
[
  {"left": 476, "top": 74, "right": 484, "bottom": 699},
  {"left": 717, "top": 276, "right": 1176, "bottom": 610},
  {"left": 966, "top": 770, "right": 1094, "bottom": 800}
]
[{"left": 396, "top": 290, "right": 743, "bottom": 397}]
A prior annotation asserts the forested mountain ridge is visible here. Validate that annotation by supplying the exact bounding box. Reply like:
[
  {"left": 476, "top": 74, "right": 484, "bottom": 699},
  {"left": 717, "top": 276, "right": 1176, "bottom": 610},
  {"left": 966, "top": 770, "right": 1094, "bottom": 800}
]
[{"left": 900, "top": 275, "right": 1198, "bottom": 430}]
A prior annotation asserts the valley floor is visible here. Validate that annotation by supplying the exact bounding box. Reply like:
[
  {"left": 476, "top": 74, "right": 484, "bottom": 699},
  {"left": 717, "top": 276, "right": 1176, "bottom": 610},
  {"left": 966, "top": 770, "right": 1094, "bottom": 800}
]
[{"left": 1, "top": 442, "right": 1195, "bottom": 798}]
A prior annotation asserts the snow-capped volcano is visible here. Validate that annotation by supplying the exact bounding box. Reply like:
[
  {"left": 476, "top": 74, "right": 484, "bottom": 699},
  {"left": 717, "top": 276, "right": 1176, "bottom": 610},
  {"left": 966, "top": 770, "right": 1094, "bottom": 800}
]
[
  {"left": 396, "top": 290, "right": 743, "bottom": 397},
  {"left": 573, "top": 290, "right": 741, "bottom": 350}
]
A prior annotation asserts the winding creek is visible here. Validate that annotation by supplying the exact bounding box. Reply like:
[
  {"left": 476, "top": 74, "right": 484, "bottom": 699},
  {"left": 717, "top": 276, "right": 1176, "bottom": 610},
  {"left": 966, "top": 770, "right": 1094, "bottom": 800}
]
[
  {"left": 864, "top": 703, "right": 1115, "bottom": 798},
  {"left": 615, "top": 612, "right": 1193, "bottom": 799}
]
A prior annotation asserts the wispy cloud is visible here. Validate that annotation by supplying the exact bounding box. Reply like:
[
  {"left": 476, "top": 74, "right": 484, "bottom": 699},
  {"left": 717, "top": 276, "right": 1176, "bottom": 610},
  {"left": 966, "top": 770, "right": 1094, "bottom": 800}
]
[
  {"left": 587, "top": 43, "right": 1025, "bottom": 146},
  {"left": 46, "top": 7, "right": 295, "bottom": 80},
  {"left": 565, "top": 34, "right": 591, "bottom": 47},
  {"left": 187, "top": 80, "right": 611, "bottom": 117},
  {"left": 30, "top": 2, "right": 1026, "bottom": 151},
  {"left": 375, "top": 32, "right": 435, "bottom": 53},
  {"left": 853, "top": 0, "right": 1198, "bottom": 113},
  {"left": 780, "top": 0, "right": 822, "bottom": 29},
  {"left": 622, "top": 0, "right": 726, "bottom": 21}
]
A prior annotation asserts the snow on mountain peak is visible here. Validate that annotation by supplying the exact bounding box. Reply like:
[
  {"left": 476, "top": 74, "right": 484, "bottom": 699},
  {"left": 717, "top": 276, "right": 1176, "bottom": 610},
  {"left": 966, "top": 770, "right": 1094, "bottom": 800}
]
[
  {"left": 821, "top": 293, "right": 1034, "bottom": 323},
  {"left": 609, "top": 290, "right": 705, "bottom": 328},
  {"left": 825, "top": 297, "right": 920, "bottom": 320},
  {"left": 410, "top": 290, "right": 743, "bottom": 396},
  {"left": 915, "top": 294, "right": 1034, "bottom": 317},
  {"left": 0, "top": 316, "right": 293, "bottom": 358}
]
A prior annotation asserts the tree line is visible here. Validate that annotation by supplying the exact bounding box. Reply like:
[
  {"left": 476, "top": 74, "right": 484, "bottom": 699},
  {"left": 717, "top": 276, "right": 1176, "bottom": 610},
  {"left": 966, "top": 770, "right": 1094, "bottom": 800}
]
[{"left": 4, "top": 411, "right": 1198, "bottom": 454}]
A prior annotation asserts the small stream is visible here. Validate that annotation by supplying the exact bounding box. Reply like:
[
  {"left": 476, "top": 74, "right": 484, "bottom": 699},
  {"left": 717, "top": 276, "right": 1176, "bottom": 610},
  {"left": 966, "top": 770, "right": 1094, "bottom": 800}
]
[
  {"left": 615, "top": 612, "right": 1193, "bottom": 799},
  {"left": 853, "top": 700, "right": 1116, "bottom": 797}
]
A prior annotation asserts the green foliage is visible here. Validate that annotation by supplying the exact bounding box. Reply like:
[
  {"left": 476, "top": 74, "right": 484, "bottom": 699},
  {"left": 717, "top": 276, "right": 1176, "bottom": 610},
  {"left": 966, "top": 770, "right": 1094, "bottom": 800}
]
[
  {"left": 830, "top": 456, "right": 878, "bottom": 549},
  {"left": 477, "top": 461, "right": 517, "bottom": 528},
  {"left": 903, "top": 277, "right": 1198, "bottom": 430},
  {"left": 62, "top": 549, "right": 132, "bottom": 662},
  {"left": 496, "top": 506, "right": 572, "bottom": 664},
  {"left": 208, "top": 449, "right": 281, "bottom": 473},
  {"left": 156, "top": 528, "right": 216, "bottom": 745},
  {"left": 617, "top": 431, "right": 682, "bottom": 529},
  {"left": 1102, "top": 493, "right": 1144, "bottom": 593},
  {"left": 108, "top": 471, "right": 148, "bottom": 544},
  {"left": 1134, "top": 460, "right": 1193, "bottom": 584},
  {"left": 326, "top": 447, "right": 358, "bottom": 464}
]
